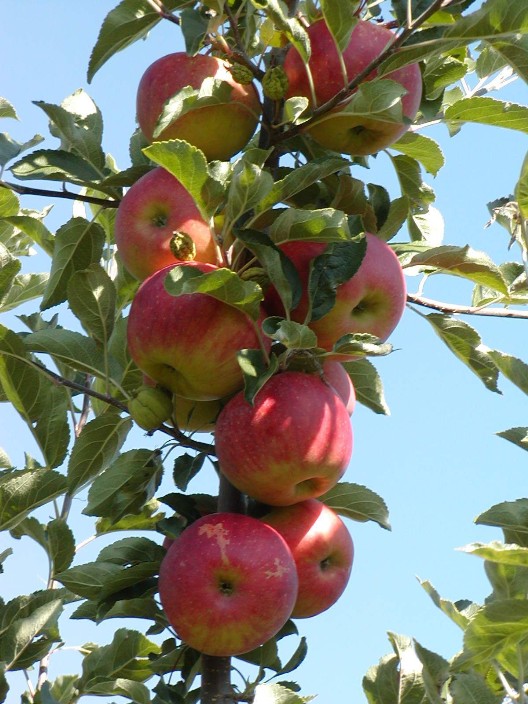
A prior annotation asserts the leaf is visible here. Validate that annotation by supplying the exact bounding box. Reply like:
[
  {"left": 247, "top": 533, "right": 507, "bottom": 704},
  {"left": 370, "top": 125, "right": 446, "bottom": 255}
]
[
  {"left": 96, "top": 499, "right": 165, "bottom": 536},
  {"left": 10, "top": 149, "right": 104, "bottom": 185},
  {"left": 497, "top": 427, "right": 528, "bottom": 454},
  {"left": 67, "top": 264, "right": 116, "bottom": 346},
  {"left": 47, "top": 518, "right": 76, "bottom": 577},
  {"left": 0, "top": 598, "right": 63, "bottom": 670},
  {"left": 422, "top": 314, "right": 501, "bottom": 393},
  {"left": 0, "top": 273, "right": 49, "bottom": 313},
  {"left": 463, "top": 599, "right": 528, "bottom": 667},
  {"left": 0, "top": 133, "right": 44, "bottom": 170},
  {"left": 67, "top": 411, "right": 132, "bottom": 494},
  {"left": 225, "top": 157, "right": 275, "bottom": 224},
  {"left": 0, "top": 469, "right": 67, "bottom": 531},
  {"left": 0, "top": 98, "right": 18, "bottom": 120},
  {"left": 238, "top": 349, "right": 280, "bottom": 405},
  {"left": 268, "top": 207, "right": 351, "bottom": 244},
  {"left": 321, "top": 0, "right": 359, "bottom": 52},
  {"left": 363, "top": 654, "right": 399, "bottom": 704},
  {"left": 32, "top": 388, "right": 71, "bottom": 470},
  {"left": 41, "top": 217, "right": 106, "bottom": 310},
  {"left": 419, "top": 579, "right": 474, "bottom": 630},
  {"left": 0, "top": 246, "right": 21, "bottom": 301},
  {"left": 342, "top": 359, "right": 390, "bottom": 415},
  {"left": 172, "top": 452, "right": 206, "bottom": 492},
  {"left": 23, "top": 329, "right": 122, "bottom": 380},
  {"left": 389, "top": 154, "right": 435, "bottom": 211},
  {"left": 459, "top": 541, "right": 528, "bottom": 567},
  {"left": 476, "top": 499, "right": 528, "bottom": 547},
  {"left": 387, "top": 633, "right": 428, "bottom": 704},
  {"left": 404, "top": 245, "right": 508, "bottom": 293},
  {"left": 88, "top": 0, "right": 183, "bottom": 81},
  {"left": 164, "top": 265, "right": 263, "bottom": 320},
  {"left": 332, "top": 334, "right": 393, "bottom": 359},
  {"left": 487, "top": 350, "right": 528, "bottom": 395},
  {"left": 445, "top": 96, "right": 528, "bottom": 135},
  {"left": 320, "top": 482, "right": 391, "bottom": 530},
  {"left": 250, "top": 0, "right": 310, "bottom": 62},
  {"left": 142, "top": 140, "right": 212, "bottom": 219},
  {"left": 391, "top": 132, "right": 445, "bottom": 177},
  {"left": 84, "top": 449, "right": 163, "bottom": 523},
  {"left": 262, "top": 318, "right": 318, "bottom": 349},
  {"left": 253, "top": 682, "right": 315, "bottom": 704},
  {"left": 449, "top": 672, "right": 502, "bottom": 704},
  {"left": 377, "top": 196, "right": 410, "bottom": 242}
]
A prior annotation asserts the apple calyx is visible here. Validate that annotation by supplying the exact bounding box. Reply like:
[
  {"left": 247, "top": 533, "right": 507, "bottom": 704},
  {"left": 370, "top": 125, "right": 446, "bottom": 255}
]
[
  {"left": 170, "top": 232, "right": 197, "bottom": 262},
  {"left": 262, "top": 66, "right": 289, "bottom": 100},
  {"left": 128, "top": 385, "right": 173, "bottom": 431}
]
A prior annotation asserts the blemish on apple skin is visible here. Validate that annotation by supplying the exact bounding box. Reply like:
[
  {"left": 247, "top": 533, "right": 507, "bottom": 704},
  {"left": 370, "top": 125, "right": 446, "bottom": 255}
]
[
  {"left": 265, "top": 557, "right": 290, "bottom": 579},
  {"left": 199, "top": 522, "right": 230, "bottom": 564}
]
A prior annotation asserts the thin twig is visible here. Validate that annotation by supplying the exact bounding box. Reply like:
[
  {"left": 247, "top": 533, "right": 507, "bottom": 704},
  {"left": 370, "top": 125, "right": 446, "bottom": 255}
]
[
  {"left": 0, "top": 180, "right": 119, "bottom": 207},
  {"left": 407, "top": 293, "right": 528, "bottom": 319},
  {"left": 145, "top": 0, "right": 181, "bottom": 24}
]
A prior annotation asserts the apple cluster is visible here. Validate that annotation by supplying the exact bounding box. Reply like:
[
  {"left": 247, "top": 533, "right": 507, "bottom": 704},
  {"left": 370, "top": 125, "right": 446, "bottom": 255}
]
[{"left": 117, "top": 15, "right": 417, "bottom": 659}]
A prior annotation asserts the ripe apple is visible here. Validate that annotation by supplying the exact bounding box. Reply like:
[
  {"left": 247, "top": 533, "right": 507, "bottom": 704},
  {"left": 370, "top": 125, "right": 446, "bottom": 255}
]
[
  {"left": 261, "top": 499, "right": 354, "bottom": 618},
  {"left": 215, "top": 371, "right": 353, "bottom": 506},
  {"left": 264, "top": 233, "right": 407, "bottom": 351},
  {"left": 283, "top": 19, "right": 423, "bottom": 155},
  {"left": 115, "top": 167, "right": 217, "bottom": 281},
  {"left": 127, "top": 262, "right": 269, "bottom": 400},
  {"left": 322, "top": 360, "right": 356, "bottom": 415},
  {"left": 136, "top": 52, "right": 261, "bottom": 161},
  {"left": 158, "top": 512, "right": 298, "bottom": 656}
]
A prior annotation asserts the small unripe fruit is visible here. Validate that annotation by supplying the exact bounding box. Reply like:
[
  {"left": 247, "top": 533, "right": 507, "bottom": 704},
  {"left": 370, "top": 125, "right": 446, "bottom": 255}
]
[
  {"left": 128, "top": 386, "right": 173, "bottom": 431},
  {"left": 227, "top": 62, "right": 255, "bottom": 86},
  {"left": 262, "top": 66, "right": 289, "bottom": 100}
]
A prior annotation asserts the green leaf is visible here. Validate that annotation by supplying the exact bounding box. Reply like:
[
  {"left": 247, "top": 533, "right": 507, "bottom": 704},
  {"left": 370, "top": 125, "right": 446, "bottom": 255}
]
[
  {"left": 84, "top": 449, "right": 163, "bottom": 523},
  {"left": 404, "top": 245, "right": 508, "bottom": 293},
  {"left": 459, "top": 541, "right": 528, "bottom": 567},
  {"left": 142, "top": 139, "right": 212, "bottom": 219},
  {"left": 250, "top": 0, "right": 310, "bottom": 62},
  {"left": 332, "top": 333, "right": 393, "bottom": 359},
  {"left": 497, "top": 427, "right": 528, "bottom": 454},
  {"left": 238, "top": 348, "right": 280, "bottom": 405},
  {"left": 391, "top": 133, "right": 445, "bottom": 177},
  {"left": 226, "top": 157, "right": 275, "bottom": 223},
  {"left": 1, "top": 213, "right": 54, "bottom": 256},
  {"left": 180, "top": 7, "right": 209, "bottom": 55},
  {"left": 363, "top": 654, "right": 399, "bottom": 704},
  {"left": 10, "top": 149, "right": 104, "bottom": 185},
  {"left": 389, "top": 154, "right": 435, "bottom": 211},
  {"left": 0, "top": 598, "right": 62, "bottom": 670},
  {"left": 445, "top": 96, "right": 528, "bottom": 135},
  {"left": 0, "top": 98, "right": 18, "bottom": 120},
  {"left": 463, "top": 598, "right": 528, "bottom": 667},
  {"left": 32, "top": 388, "right": 71, "bottom": 470},
  {"left": 376, "top": 196, "right": 410, "bottom": 242},
  {"left": 342, "top": 358, "right": 390, "bottom": 415},
  {"left": 320, "top": 482, "right": 390, "bottom": 530},
  {"left": 41, "top": 217, "right": 106, "bottom": 310},
  {"left": 387, "top": 633, "right": 428, "bottom": 704},
  {"left": 47, "top": 518, "right": 76, "bottom": 577},
  {"left": 268, "top": 207, "right": 351, "bottom": 244},
  {"left": 422, "top": 314, "right": 501, "bottom": 393},
  {"left": 449, "top": 672, "right": 502, "bottom": 704},
  {"left": 487, "top": 350, "right": 528, "bottom": 395},
  {"left": 419, "top": 579, "right": 474, "bottom": 630},
  {"left": 67, "top": 411, "right": 132, "bottom": 494},
  {"left": 88, "top": 0, "right": 183, "bottom": 82},
  {"left": 253, "top": 682, "right": 315, "bottom": 703},
  {"left": 164, "top": 264, "right": 263, "bottom": 320},
  {"left": 23, "top": 329, "right": 122, "bottom": 380},
  {"left": 34, "top": 90, "right": 105, "bottom": 170},
  {"left": 0, "top": 469, "right": 67, "bottom": 531},
  {"left": 67, "top": 264, "right": 116, "bottom": 346},
  {"left": 173, "top": 452, "right": 207, "bottom": 492},
  {"left": 476, "top": 499, "right": 528, "bottom": 547},
  {"left": 321, "top": 0, "right": 359, "bottom": 52},
  {"left": 96, "top": 499, "right": 165, "bottom": 536},
  {"left": 0, "top": 273, "right": 49, "bottom": 313},
  {"left": 262, "top": 318, "right": 318, "bottom": 349},
  {"left": 515, "top": 150, "right": 528, "bottom": 219}
]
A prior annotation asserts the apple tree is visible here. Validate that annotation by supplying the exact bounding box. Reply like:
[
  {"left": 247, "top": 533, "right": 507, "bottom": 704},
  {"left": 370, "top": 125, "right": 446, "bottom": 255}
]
[{"left": 1, "top": 0, "right": 528, "bottom": 702}]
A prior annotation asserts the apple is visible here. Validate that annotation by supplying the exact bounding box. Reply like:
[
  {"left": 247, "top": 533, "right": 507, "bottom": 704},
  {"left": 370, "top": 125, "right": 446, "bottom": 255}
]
[
  {"left": 322, "top": 360, "right": 356, "bottom": 415},
  {"left": 127, "top": 262, "right": 269, "bottom": 400},
  {"left": 136, "top": 52, "right": 261, "bottom": 161},
  {"left": 158, "top": 512, "right": 298, "bottom": 656},
  {"left": 173, "top": 394, "right": 223, "bottom": 433},
  {"left": 115, "top": 166, "right": 217, "bottom": 281},
  {"left": 283, "top": 19, "right": 422, "bottom": 155},
  {"left": 264, "top": 233, "right": 407, "bottom": 351},
  {"left": 215, "top": 371, "right": 353, "bottom": 506},
  {"left": 261, "top": 499, "right": 354, "bottom": 618}
]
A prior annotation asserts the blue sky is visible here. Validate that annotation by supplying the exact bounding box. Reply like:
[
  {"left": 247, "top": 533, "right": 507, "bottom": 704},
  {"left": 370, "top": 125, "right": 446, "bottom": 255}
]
[{"left": 1, "top": 1, "right": 527, "bottom": 701}]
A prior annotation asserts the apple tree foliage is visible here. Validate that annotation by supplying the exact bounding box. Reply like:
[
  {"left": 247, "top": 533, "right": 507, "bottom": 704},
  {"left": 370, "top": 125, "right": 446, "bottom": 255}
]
[{"left": 1, "top": 0, "right": 528, "bottom": 702}]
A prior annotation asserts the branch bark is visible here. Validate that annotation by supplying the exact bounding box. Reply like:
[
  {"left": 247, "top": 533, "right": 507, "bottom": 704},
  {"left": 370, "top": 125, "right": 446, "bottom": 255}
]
[
  {"left": 0, "top": 180, "right": 119, "bottom": 207},
  {"left": 407, "top": 293, "right": 528, "bottom": 319}
]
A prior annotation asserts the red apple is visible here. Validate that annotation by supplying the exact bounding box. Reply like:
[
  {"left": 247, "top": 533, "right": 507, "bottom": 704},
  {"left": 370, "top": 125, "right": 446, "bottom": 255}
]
[
  {"left": 127, "top": 262, "right": 269, "bottom": 400},
  {"left": 136, "top": 52, "right": 261, "bottom": 161},
  {"left": 215, "top": 371, "right": 353, "bottom": 506},
  {"left": 265, "top": 233, "right": 406, "bottom": 351},
  {"left": 261, "top": 499, "right": 354, "bottom": 618},
  {"left": 158, "top": 512, "right": 298, "bottom": 656},
  {"left": 322, "top": 360, "right": 356, "bottom": 415},
  {"left": 115, "top": 167, "right": 217, "bottom": 281},
  {"left": 283, "top": 19, "right": 422, "bottom": 155}
]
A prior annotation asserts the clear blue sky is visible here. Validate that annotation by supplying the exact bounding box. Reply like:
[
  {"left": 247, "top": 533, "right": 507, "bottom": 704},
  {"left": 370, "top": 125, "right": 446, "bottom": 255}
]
[{"left": 1, "top": 2, "right": 527, "bottom": 701}]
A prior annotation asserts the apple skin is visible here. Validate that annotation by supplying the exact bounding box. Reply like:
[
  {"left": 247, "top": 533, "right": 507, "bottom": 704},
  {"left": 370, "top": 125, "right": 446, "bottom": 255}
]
[
  {"left": 265, "top": 233, "right": 406, "bottom": 352},
  {"left": 158, "top": 513, "right": 299, "bottom": 656},
  {"left": 136, "top": 52, "right": 261, "bottom": 161},
  {"left": 115, "top": 167, "right": 217, "bottom": 281},
  {"left": 322, "top": 360, "right": 356, "bottom": 415},
  {"left": 127, "top": 262, "right": 269, "bottom": 401},
  {"left": 261, "top": 499, "right": 354, "bottom": 618},
  {"left": 173, "top": 394, "right": 223, "bottom": 433},
  {"left": 215, "top": 371, "right": 353, "bottom": 506},
  {"left": 283, "top": 19, "right": 422, "bottom": 156}
]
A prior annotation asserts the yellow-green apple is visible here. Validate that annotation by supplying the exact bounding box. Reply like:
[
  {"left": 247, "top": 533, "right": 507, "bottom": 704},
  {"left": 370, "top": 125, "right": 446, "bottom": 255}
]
[
  {"left": 322, "top": 360, "right": 356, "bottom": 415},
  {"left": 128, "top": 384, "right": 173, "bottom": 431},
  {"left": 264, "top": 233, "right": 406, "bottom": 351},
  {"left": 115, "top": 167, "right": 217, "bottom": 281},
  {"left": 261, "top": 499, "right": 354, "bottom": 618},
  {"left": 283, "top": 19, "right": 422, "bottom": 155},
  {"left": 173, "top": 394, "right": 223, "bottom": 433},
  {"left": 136, "top": 52, "right": 261, "bottom": 161},
  {"left": 158, "top": 512, "right": 298, "bottom": 656},
  {"left": 215, "top": 371, "right": 353, "bottom": 506},
  {"left": 127, "top": 262, "right": 269, "bottom": 400}
]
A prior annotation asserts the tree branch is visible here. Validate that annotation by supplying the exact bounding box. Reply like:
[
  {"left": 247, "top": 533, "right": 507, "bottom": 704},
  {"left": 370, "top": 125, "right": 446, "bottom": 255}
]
[
  {"left": 0, "top": 180, "right": 119, "bottom": 207},
  {"left": 407, "top": 293, "right": 528, "bottom": 319},
  {"left": 145, "top": 0, "right": 181, "bottom": 24}
]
